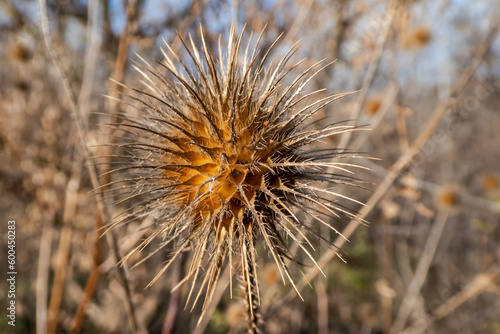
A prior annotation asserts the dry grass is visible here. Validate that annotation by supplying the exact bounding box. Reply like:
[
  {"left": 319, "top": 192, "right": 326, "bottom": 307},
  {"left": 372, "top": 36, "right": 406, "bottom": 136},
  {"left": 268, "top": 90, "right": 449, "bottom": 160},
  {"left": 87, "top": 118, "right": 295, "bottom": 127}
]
[{"left": 1, "top": 0, "right": 500, "bottom": 333}]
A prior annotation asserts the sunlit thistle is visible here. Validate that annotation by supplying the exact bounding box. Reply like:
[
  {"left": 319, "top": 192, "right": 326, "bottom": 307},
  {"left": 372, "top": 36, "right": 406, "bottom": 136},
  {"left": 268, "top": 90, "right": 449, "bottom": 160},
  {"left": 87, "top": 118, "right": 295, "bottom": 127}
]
[{"left": 99, "top": 26, "right": 367, "bottom": 331}]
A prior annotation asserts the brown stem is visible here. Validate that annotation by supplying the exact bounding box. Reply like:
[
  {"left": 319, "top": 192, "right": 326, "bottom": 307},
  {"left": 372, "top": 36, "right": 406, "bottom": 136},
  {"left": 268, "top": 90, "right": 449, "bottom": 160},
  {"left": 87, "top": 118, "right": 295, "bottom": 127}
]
[
  {"left": 244, "top": 239, "right": 262, "bottom": 334},
  {"left": 69, "top": 213, "right": 104, "bottom": 334}
]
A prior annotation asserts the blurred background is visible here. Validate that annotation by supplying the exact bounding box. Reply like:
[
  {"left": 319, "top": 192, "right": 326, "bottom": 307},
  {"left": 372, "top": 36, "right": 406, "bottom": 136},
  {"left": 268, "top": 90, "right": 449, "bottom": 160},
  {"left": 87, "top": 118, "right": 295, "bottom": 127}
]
[{"left": 1, "top": 0, "right": 500, "bottom": 333}]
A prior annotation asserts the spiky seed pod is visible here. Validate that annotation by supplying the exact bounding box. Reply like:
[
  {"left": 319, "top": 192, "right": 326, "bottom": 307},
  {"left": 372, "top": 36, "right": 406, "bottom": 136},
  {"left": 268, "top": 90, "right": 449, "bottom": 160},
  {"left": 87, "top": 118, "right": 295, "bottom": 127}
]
[{"left": 101, "top": 27, "right": 366, "bottom": 331}]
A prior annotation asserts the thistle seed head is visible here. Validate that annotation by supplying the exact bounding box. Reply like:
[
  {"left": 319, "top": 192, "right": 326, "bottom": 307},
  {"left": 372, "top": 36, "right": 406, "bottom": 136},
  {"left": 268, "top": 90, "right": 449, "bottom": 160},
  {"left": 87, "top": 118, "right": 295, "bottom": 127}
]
[{"left": 102, "top": 26, "right": 366, "bottom": 312}]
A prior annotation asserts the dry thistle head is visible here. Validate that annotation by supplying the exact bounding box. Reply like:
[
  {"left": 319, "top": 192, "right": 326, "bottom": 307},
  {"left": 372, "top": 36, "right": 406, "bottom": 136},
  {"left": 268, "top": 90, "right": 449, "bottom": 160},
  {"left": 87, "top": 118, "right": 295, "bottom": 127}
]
[
  {"left": 482, "top": 174, "right": 498, "bottom": 191},
  {"left": 365, "top": 96, "right": 382, "bottom": 116},
  {"left": 9, "top": 40, "right": 32, "bottom": 62},
  {"left": 101, "top": 26, "right": 367, "bottom": 321},
  {"left": 437, "top": 185, "right": 460, "bottom": 210},
  {"left": 401, "top": 26, "right": 432, "bottom": 49}
]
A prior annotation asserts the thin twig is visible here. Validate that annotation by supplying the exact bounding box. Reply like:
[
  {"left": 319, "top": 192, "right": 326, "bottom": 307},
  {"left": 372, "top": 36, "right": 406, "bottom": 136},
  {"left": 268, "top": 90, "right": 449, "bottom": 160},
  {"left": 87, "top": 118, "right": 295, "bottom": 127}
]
[
  {"left": 231, "top": 0, "right": 239, "bottom": 29},
  {"left": 432, "top": 265, "right": 500, "bottom": 320},
  {"left": 391, "top": 210, "right": 450, "bottom": 333},
  {"left": 36, "top": 222, "right": 54, "bottom": 334},
  {"left": 78, "top": 0, "right": 103, "bottom": 122},
  {"left": 396, "top": 106, "right": 410, "bottom": 153},
  {"left": 282, "top": 0, "right": 314, "bottom": 44},
  {"left": 69, "top": 213, "right": 104, "bottom": 334},
  {"left": 316, "top": 278, "right": 328, "bottom": 334},
  {"left": 401, "top": 265, "right": 500, "bottom": 334},
  {"left": 46, "top": 175, "right": 77, "bottom": 334}
]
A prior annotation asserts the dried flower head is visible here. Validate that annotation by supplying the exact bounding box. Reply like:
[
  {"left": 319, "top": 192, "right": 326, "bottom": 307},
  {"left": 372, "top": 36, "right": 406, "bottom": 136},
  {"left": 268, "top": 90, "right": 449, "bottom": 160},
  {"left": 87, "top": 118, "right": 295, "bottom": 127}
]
[
  {"left": 437, "top": 185, "right": 460, "bottom": 209},
  {"left": 402, "top": 26, "right": 432, "bottom": 49},
  {"left": 482, "top": 174, "right": 498, "bottom": 191},
  {"left": 365, "top": 96, "right": 382, "bottom": 116},
  {"left": 101, "top": 27, "right": 366, "bottom": 329},
  {"left": 9, "top": 40, "right": 32, "bottom": 62}
]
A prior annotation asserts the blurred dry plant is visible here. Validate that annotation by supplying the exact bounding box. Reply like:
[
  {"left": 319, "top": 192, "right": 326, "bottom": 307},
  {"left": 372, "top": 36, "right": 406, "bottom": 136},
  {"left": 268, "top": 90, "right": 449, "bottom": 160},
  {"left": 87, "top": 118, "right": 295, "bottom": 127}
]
[{"left": 1, "top": 0, "right": 500, "bottom": 333}]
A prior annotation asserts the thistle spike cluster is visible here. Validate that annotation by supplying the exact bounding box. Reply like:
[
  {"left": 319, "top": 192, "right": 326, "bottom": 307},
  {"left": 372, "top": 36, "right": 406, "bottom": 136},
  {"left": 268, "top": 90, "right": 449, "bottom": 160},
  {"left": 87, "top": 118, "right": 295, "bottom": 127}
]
[{"left": 102, "top": 26, "right": 366, "bottom": 327}]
